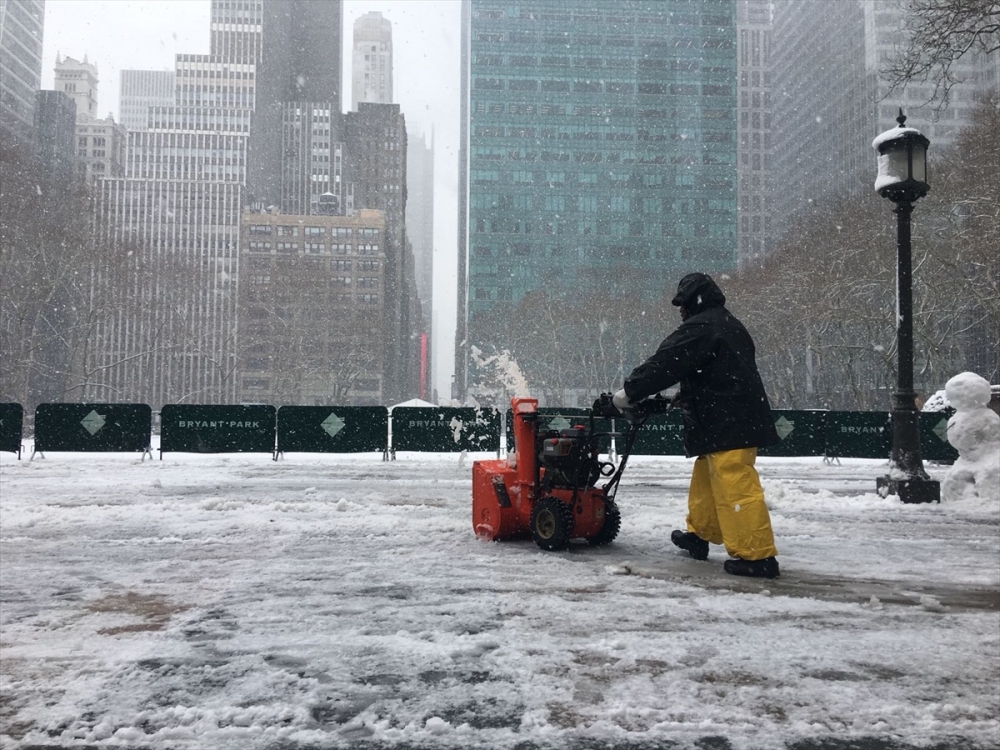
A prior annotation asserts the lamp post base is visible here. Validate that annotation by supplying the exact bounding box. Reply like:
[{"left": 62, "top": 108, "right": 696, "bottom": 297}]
[{"left": 877, "top": 475, "right": 941, "bottom": 504}]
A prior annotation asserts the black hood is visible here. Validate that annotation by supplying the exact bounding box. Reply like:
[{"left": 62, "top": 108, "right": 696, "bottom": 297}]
[{"left": 671, "top": 273, "right": 726, "bottom": 315}]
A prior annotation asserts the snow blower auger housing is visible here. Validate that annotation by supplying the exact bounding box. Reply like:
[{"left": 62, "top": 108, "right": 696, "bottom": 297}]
[{"left": 472, "top": 395, "right": 669, "bottom": 551}]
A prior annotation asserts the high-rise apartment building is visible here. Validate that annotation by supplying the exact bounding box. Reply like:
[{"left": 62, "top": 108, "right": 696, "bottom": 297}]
[
  {"left": 351, "top": 11, "right": 393, "bottom": 110},
  {"left": 457, "top": 0, "right": 738, "bottom": 397},
  {"left": 735, "top": 0, "right": 772, "bottom": 267},
  {"left": 119, "top": 70, "right": 175, "bottom": 131},
  {"left": 75, "top": 113, "right": 126, "bottom": 183},
  {"left": 770, "top": 0, "right": 999, "bottom": 234},
  {"left": 238, "top": 207, "right": 390, "bottom": 405},
  {"left": 0, "top": 0, "right": 45, "bottom": 141}
]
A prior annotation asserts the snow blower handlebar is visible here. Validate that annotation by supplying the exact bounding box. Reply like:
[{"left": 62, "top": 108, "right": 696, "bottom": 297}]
[
  {"left": 592, "top": 392, "right": 673, "bottom": 420},
  {"left": 591, "top": 393, "right": 674, "bottom": 502}
]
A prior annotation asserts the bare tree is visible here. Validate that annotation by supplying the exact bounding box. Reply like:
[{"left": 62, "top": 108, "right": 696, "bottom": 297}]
[
  {"left": 730, "top": 93, "right": 1000, "bottom": 409},
  {"left": 883, "top": 0, "right": 1000, "bottom": 107},
  {"left": 0, "top": 138, "right": 144, "bottom": 410}
]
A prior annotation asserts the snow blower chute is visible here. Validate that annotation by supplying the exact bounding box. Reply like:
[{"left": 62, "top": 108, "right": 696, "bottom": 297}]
[{"left": 472, "top": 394, "right": 670, "bottom": 551}]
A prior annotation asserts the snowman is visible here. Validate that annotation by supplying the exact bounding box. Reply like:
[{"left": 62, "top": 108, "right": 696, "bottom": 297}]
[{"left": 941, "top": 372, "right": 1000, "bottom": 505}]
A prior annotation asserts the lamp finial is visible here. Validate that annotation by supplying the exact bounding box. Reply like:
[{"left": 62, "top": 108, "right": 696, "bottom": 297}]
[{"left": 896, "top": 107, "right": 906, "bottom": 128}]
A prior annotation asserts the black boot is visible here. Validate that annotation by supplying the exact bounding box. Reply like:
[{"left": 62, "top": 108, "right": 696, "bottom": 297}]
[
  {"left": 724, "top": 556, "right": 780, "bottom": 579},
  {"left": 671, "top": 530, "right": 709, "bottom": 561}
]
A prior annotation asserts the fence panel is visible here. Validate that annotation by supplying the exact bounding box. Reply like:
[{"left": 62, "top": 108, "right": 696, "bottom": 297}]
[
  {"left": 391, "top": 407, "right": 500, "bottom": 453},
  {"left": 34, "top": 403, "right": 151, "bottom": 453},
  {"left": 160, "top": 405, "right": 276, "bottom": 455},
  {"left": 277, "top": 406, "right": 388, "bottom": 454},
  {"left": 759, "top": 410, "right": 826, "bottom": 457},
  {"left": 0, "top": 403, "right": 24, "bottom": 456},
  {"left": 824, "top": 411, "right": 892, "bottom": 459},
  {"left": 919, "top": 411, "right": 959, "bottom": 462},
  {"left": 629, "top": 410, "right": 686, "bottom": 456}
]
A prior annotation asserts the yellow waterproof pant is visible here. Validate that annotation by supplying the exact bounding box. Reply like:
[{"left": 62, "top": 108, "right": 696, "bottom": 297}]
[{"left": 686, "top": 448, "right": 778, "bottom": 561}]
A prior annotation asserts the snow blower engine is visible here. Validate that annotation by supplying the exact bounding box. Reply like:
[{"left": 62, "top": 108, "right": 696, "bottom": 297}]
[{"left": 472, "top": 394, "right": 670, "bottom": 551}]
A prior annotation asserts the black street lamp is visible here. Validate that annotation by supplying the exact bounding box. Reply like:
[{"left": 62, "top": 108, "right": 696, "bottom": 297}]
[{"left": 872, "top": 109, "right": 940, "bottom": 504}]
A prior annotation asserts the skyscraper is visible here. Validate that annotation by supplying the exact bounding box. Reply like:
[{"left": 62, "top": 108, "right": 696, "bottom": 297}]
[
  {"left": 344, "top": 102, "right": 415, "bottom": 401},
  {"left": 33, "top": 89, "right": 76, "bottom": 181},
  {"left": 119, "top": 70, "right": 175, "bottom": 131},
  {"left": 279, "top": 102, "right": 343, "bottom": 216},
  {"left": 0, "top": 0, "right": 45, "bottom": 142},
  {"left": 92, "top": 0, "right": 422, "bottom": 407},
  {"left": 248, "top": 0, "right": 344, "bottom": 209},
  {"left": 736, "top": 0, "right": 772, "bottom": 267},
  {"left": 406, "top": 129, "right": 435, "bottom": 397},
  {"left": 457, "top": 0, "right": 738, "bottom": 398},
  {"left": 351, "top": 11, "right": 393, "bottom": 110},
  {"left": 91, "top": 0, "right": 264, "bottom": 406}
]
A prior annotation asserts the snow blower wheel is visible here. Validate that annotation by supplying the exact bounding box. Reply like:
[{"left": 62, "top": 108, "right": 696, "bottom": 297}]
[
  {"left": 530, "top": 497, "right": 574, "bottom": 551},
  {"left": 587, "top": 500, "right": 621, "bottom": 547}
]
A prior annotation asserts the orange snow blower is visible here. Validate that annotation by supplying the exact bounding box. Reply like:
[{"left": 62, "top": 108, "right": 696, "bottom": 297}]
[{"left": 472, "top": 394, "right": 670, "bottom": 551}]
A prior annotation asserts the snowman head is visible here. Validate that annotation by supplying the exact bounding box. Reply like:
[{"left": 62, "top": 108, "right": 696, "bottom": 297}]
[{"left": 945, "top": 372, "right": 992, "bottom": 413}]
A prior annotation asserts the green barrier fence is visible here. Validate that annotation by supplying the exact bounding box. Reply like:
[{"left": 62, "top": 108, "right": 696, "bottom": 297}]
[
  {"left": 33, "top": 403, "right": 151, "bottom": 457},
  {"left": 759, "top": 410, "right": 827, "bottom": 457},
  {"left": 276, "top": 406, "right": 388, "bottom": 457},
  {"left": 504, "top": 408, "right": 614, "bottom": 454},
  {"left": 391, "top": 407, "right": 500, "bottom": 455},
  {"left": 824, "top": 411, "right": 892, "bottom": 459},
  {"left": 0, "top": 403, "right": 24, "bottom": 457},
  {"left": 159, "top": 404, "right": 276, "bottom": 456},
  {"left": 919, "top": 411, "right": 958, "bottom": 462},
  {"left": 630, "top": 409, "right": 686, "bottom": 456}
]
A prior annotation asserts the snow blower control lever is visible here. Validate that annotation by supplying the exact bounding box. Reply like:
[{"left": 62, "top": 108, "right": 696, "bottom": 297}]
[{"left": 471, "top": 394, "right": 672, "bottom": 551}]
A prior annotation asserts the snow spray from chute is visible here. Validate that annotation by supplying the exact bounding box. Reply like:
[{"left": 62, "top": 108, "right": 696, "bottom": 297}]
[{"left": 469, "top": 346, "right": 531, "bottom": 400}]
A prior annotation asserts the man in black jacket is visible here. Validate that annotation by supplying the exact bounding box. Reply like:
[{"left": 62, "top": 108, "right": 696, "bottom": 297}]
[{"left": 613, "top": 273, "right": 780, "bottom": 578}]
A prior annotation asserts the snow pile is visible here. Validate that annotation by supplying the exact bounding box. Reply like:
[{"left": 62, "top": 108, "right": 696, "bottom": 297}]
[
  {"left": 941, "top": 372, "right": 1000, "bottom": 507},
  {"left": 921, "top": 389, "right": 950, "bottom": 412}
]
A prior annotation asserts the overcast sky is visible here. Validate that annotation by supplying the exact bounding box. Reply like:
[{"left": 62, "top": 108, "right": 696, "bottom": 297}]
[{"left": 40, "top": 0, "right": 461, "bottom": 400}]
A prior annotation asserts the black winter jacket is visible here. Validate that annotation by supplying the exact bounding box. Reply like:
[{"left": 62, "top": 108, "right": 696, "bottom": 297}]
[{"left": 623, "top": 275, "right": 778, "bottom": 457}]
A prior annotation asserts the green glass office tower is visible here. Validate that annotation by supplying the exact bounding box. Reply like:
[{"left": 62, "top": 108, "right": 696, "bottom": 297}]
[{"left": 459, "top": 0, "right": 737, "bottom": 398}]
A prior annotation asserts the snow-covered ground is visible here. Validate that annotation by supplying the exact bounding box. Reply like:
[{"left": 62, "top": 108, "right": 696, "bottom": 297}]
[{"left": 1, "top": 446, "right": 998, "bottom": 750}]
